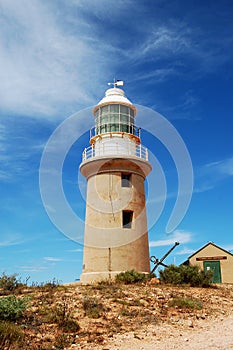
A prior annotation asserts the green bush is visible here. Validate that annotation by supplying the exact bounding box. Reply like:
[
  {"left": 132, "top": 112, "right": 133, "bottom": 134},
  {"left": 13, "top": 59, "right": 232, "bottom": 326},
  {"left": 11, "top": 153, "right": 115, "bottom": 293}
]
[
  {"left": 0, "top": 321, "right": 24, "bottom": 348},
  {"left": 115, "top": 270, "right": 147, "bottom": 284},
  {"left": 168, "top": 297, "right": 202, "bottom": 309},
  {"left": 0, "top": 295, "right": 28, "bottom": 321},
  {"left": 159, "top": 265, "right": 213, "bottom": 287}
]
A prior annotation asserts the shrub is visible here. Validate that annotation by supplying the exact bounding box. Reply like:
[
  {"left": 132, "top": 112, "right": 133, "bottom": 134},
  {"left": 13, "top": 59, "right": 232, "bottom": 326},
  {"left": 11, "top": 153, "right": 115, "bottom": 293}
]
[
  {"left": 159, "top": 265, "right": 213, "bottom": 287},
  {"left": 53, "top": 300, "right": 80, "bottom": 333},
  {"left": 83, "top": 297, "right": 103, "bottom": 318},
  {"left": 54, "top": 333, "right": 72, "bottom": 349},
  {"left": 115, "top": 270, "right": 147, "bottom": 284},
  {"left": 0, "top": 321, "right": 24, "bottom": 349},
  {"left": 0, "top": 295, "right": 28, "bottom": 321},
  {"left": 39, "top": 297, "right": 80, "bottom": 333},
  {"left": 168, "top": 297, "right": 202, "bottom": 309},
  {"left": 0, "top": 273, "right": 24, "bottom": 294}
]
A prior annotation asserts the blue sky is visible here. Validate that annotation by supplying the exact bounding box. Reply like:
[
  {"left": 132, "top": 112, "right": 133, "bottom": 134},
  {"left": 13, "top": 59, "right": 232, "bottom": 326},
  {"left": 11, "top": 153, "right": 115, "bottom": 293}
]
[{"left": 0, "top": 0, "right": 232, "bottom": 284}]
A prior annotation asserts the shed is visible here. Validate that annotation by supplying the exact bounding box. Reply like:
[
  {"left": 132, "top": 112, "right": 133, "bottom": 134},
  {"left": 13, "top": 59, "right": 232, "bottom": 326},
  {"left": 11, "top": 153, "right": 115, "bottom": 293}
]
[{"left": 183, "top": 242, "right": 233, "bottom": 283}]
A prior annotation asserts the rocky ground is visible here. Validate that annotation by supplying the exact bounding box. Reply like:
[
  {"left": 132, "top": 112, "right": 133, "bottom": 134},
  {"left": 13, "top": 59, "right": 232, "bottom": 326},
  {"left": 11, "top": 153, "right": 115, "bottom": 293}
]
[
  {"left": 93, "top": 315, "right": 233, "bottom": 349},
  {"left": 1, "top": 282, "right": 233, "bottom": 349}
]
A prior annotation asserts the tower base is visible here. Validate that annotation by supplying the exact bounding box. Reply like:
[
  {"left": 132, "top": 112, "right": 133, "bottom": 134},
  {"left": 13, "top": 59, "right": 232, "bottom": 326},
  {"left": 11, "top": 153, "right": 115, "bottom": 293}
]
[
  {"left": 80, "top": 234, "right": 150, "bottom": 284},
  {"left": 80, "top": 271, "right": 150, "bottom": 284}
]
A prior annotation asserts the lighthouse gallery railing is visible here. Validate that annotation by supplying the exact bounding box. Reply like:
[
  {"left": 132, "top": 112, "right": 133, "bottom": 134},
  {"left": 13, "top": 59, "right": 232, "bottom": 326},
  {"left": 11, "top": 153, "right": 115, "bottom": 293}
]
[{"left": 82, "top": 143, "right": 149, "bottom": 162}]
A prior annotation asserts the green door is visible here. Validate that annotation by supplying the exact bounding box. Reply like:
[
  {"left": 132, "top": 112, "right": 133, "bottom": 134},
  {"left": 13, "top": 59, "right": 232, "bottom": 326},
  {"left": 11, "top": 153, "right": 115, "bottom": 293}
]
[{"left": 203, "top": 261, "right": 222, "bottom": 283}]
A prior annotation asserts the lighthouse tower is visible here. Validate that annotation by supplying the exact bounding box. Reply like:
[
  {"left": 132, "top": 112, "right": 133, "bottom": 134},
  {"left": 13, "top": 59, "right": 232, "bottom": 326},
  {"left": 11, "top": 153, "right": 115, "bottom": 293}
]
[{"left": 80, "top": 82, "right": 152, "bottom": 283}]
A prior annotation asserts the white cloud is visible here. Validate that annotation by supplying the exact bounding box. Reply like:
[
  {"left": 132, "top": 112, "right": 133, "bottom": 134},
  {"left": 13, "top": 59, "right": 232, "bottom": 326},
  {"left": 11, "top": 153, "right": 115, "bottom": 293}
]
[
  {"left": 67, "top": 248, "right": 83, "bottom": 253},
  {"left": 193, "top": 184, "right": 215, "bottom": 194},
  {"left": 176, "top": 247, "right": 195, "bottom": 256},
  {"left": 0, "top": 0, "right": 112, "bottom": 119},
  {"left": 140, "top": 25, "right": 191, "bottom": 58},
  {"left": 19, "top": 265, "right": 47, "bottom": 273},
  {"left": 1, "top": 1, "right": 231, "bottom": 121},
  {"left": 149, "top": 229, "right": 192, "bottom": 247},
  {"left": 130, "top": 68, "right": 178, "bottom": 85},
  {"left": 206, "top": 157, "right": 233, "bottom": 177},
  {"left": 0, "top": 233, "right": 25, "bottom": 247},
  {"left": 43, "top": 257, "right": 63, "bottom": 262},
  {"left": 0, "top": 170, "right": 11, "bottom": 181},
  {"left": 194, "top": 156, "right": 233, "bottom": 193}
]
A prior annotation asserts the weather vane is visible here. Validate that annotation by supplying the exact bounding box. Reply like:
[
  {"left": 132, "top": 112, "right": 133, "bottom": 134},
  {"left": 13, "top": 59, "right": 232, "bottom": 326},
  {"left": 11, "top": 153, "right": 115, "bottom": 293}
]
[{"left": 108, "top": 79, "right": 124, "bottom": 87}]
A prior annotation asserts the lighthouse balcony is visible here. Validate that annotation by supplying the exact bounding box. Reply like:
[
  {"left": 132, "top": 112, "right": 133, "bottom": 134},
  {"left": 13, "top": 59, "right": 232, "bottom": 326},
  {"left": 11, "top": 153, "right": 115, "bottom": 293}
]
[{"left": 82, "top": 141, "right": 149, "bottom": 162}]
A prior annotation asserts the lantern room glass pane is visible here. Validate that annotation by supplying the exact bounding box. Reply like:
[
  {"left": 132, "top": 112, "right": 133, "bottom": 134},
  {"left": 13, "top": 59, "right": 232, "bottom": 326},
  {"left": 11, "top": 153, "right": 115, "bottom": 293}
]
[
  {"left": 101, "top": 115, "right": 108, "bottom": 123},
  {"left": 120, "top": 114, "right": 128, "bottom": 123},
  {"left": 129, "top": 116, "right": 134, "bottom": 124},
  {"left": 101, "top": 106, "right": 109, "bottom": 114},
  {"left": 110, "top": 124, "right": 118, "bottom": 132},
  {"left": 130, "top": 108, "right": 134, "bottom": 117},
  {"left": 110, "top": 114, "right": 119, "bottom": 122},
  {"left": 120, "top": 105, "right": 128, "bottom": 114},
  {"left": 110, "top": 104, "right": 119, "bottom": 113}
]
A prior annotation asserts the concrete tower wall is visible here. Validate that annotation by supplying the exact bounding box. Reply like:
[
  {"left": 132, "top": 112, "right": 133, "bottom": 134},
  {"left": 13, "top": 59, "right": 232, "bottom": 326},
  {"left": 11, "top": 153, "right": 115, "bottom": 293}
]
[{"left": 80, "top": 158, "right": 151, "bottom": 283}]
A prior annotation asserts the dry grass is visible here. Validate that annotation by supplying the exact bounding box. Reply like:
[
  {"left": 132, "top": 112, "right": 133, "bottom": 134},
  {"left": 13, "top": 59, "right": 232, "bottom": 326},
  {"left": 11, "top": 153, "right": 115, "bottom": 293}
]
[{"left": 0, "top": 282, "right": 232, "bottom": 349}]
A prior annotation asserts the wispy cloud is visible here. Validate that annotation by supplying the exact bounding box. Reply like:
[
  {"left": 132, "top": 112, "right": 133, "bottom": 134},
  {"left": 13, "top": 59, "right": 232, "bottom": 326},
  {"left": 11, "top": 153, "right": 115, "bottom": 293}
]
[
  {"left": 195, "top": 156, "right": 233, "bottom": 193},
  {"left": 176, "top": 247, "right": 195, "bottom": 256},
  {"left": 140, "top": 25, "right": 191, "bottom": 58},
  {"left": 19, "top": 256, "right": 63, "bottom": 273},
  {"left": 43, "top": 257, "right": 63, "bottom": 262},
  {"left": 158, "top": 90, "right": 202, "bottom": 120},
  {"left": 0, "top": 170, "right": 12, "bottom": 181},
  {"left": 137, "top": 17, "right": 232, "bottom": 71},
  {"left": 130, "top": 68, "right": 178, "bottom": 85},
  {"left": 0, "top": 233, "right": 25, "bottom": 247},
  {"left": 66, "top": 248, "right": 83, "bottom": 253},
  {"left": 1, "top": 1, "right": 232, "bottom": 121},
  {"left": 0, "top": 117, "right": 50, "bottom": 183},
  {"left": 205, "top": 158, "right": 233, "bottom": 177},
  {"left": 0, "top": 0, "right": 112, "bottom": 119},
  {"left": 0, "top": 124, "right": 7, "bottom": 142},
  {"left": 19, "top": 265, "right": 48, "bottom": 273},
  {"left": 149, "top": 229, "right": 192, "bottom": 247}
]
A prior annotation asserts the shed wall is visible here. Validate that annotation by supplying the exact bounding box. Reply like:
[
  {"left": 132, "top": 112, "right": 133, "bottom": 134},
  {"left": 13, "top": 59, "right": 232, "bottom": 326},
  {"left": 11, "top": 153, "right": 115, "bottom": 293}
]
[{"left": 189, "top": 245, "right": 233, "bottom": 283}]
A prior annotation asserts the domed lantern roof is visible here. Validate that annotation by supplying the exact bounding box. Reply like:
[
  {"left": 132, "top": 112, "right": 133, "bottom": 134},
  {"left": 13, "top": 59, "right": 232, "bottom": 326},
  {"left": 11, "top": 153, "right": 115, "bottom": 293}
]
[{"left": 93, "top": 83, "right": 137, "bottom": 115}]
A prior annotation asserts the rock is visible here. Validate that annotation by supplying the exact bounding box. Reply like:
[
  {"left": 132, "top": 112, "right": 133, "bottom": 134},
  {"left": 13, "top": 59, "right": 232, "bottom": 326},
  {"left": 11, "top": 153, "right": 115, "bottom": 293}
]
[
  {"left": 186, "top": 319, "right": 194, "bottom": 328},
  {"left": 148, "top": 278, "right": 160, "bottom": 285},
  {"left": 139, "top": 299, "right": 149, "bottom": 307},
  {"left": 134, "top": 333, "right": 142, "bottom": 340}
]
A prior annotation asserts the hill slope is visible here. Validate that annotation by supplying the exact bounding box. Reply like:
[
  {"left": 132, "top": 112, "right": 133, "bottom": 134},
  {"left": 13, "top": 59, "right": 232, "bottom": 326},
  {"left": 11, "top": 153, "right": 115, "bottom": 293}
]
[{"left": 1, "top": 282, "right": 233, "bottom": 349}]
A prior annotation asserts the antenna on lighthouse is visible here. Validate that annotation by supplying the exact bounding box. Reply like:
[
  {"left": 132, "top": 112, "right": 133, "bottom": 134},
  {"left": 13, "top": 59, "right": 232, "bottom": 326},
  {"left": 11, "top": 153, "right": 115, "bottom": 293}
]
[{"left": 108, "top": 79, "right": 124, "bottom": 88}]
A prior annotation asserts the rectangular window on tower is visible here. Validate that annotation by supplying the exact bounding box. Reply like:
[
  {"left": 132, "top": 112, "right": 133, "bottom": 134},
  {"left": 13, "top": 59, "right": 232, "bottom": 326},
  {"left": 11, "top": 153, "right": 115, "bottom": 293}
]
[
  {"left": 122, "top": 210, "right": 133, "bottom": 229},
  {"left": 121, "top": 173, "right": 131, "bottom": 187}
]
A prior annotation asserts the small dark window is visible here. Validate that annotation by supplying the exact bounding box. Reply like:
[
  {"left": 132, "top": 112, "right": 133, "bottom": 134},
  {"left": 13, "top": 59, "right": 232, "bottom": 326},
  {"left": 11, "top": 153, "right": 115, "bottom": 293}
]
[
  {"left": 122, "top": 211, "right": 133, "bottom": 229},
  {"left": 121, "top": 173, "right": 131, "bottom": 187}
]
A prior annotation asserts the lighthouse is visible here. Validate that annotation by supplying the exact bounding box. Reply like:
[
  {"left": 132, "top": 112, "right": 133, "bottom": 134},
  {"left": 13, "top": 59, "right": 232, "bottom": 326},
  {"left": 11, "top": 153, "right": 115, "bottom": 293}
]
[{"left": 80, "top": 81, "right": 152, "bottom": 283}]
